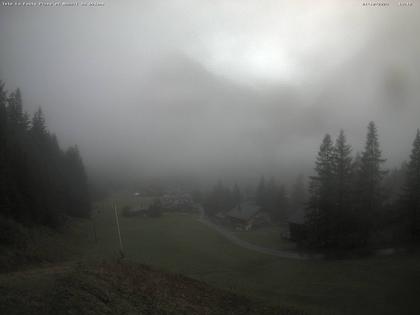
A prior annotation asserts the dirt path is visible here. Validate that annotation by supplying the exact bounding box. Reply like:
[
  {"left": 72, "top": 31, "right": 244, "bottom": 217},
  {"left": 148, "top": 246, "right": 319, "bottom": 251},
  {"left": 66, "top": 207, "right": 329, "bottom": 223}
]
[
  {"left": 196, "top": 206, "right": 321, "bottom": 260},
  {"left": 196, "top": 207, "right": 402, "bottom": 260}
]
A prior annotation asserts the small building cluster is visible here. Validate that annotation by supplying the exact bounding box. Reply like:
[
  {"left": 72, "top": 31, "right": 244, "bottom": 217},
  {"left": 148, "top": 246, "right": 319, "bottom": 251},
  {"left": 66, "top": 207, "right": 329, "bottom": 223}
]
[
  {"left": 211, "top": 200, "right": 306, "bottom": 238},
  {"left": 223, "top": 202, "right": 269, "bottom": 230},
  {"left": 160, "top": 193, "right": 199, "bottom": 213},
  {"left": 211, "top": 201, "right": 270, "bottom": 231}
]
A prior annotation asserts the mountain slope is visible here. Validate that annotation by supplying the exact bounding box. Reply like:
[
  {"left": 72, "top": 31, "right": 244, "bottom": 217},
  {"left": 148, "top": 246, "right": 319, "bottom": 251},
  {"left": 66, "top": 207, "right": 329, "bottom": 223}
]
[{"left": 0, "top": 261, "right": 305, "bottom": 315}]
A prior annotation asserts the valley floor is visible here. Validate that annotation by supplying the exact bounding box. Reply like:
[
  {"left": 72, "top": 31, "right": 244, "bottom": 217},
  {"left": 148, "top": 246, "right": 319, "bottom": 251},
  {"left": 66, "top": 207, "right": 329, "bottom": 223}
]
[
  {"left": 84, "top": 196, "right": 420, "bottom": 315},
  {"left": 1, "top": 195, "right": 419, "bottom": 314}
]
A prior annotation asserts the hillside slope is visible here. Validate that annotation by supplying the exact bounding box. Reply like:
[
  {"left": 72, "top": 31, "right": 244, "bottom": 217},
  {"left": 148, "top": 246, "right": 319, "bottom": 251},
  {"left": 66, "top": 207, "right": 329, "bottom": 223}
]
[{"left": 0, "top": 261, "right": 304, "bottom": 315}]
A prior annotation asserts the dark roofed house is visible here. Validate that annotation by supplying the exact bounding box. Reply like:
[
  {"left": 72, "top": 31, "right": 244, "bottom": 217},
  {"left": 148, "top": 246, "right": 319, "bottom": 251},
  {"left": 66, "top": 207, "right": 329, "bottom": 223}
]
[
  {"left": 225, "top": 202, "right": 266, "bottom": 230},
  {"left": 287, "top": 208, "right": 307, "bottom": 241}
]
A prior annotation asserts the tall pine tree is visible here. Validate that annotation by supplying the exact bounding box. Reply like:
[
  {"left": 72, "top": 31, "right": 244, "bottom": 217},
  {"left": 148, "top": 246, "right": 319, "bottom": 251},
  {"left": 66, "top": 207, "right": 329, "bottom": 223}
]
[
  {"left": 0, "top": 82, "right": 91, "bottom": 226},
  {"left": 306, "top": 134, "right": 335, "bottom": 248},
  {"left": 333, "top": 130, "right": 353, "bottom": 213},
  {"left": 63, "top": 146, "right": 91, "bottom": 218},
  {"left": 331, "top": 130, "right": 355, "bottom": 247},
  {"left": 357, "top": 121, "right": 386, "bottom": 244},
  {"left": 402, "top": 129, "right": 420, "bottom": 240}
]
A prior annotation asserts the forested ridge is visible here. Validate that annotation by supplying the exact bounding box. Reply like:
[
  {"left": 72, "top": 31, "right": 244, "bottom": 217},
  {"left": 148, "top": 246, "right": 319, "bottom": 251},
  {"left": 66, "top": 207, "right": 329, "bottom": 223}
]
[
  {"left": 203, "top": 122, "right": 420, "bottom": 251},
  {"left": 0, "top": 81, "right": 90, "bottom": 227},
  {"left": 304, "top": 123, "right": 420, "bottom": 249},
  {"left": 1, "top": 78, "right": 419, "bottom": 251}
]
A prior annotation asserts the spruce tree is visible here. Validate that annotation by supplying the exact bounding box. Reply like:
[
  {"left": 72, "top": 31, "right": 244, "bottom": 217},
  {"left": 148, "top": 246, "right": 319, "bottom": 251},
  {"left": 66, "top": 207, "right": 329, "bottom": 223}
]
[
  {"left": 31, "top": 107, "right": 47, "bottom": 140},
  {"left": 64, "top": 146, "right": 91, "bottom": 218},
  {"left": 0, "top": 82, "right": 91, "bottom": 225},
  {"left": 0, "top": 82, "right": 7, "bottom": 146},
  {"left": 306, "top": 134, "right": 335, "bottom": 247},
  {"left": 357, "top": 121, "right": 386, "bottom": 243},
  {"left": 332, "top": 130, "right": 354, "bottom": 247},
  {"left": 7, "top": 88, "right": 29, "bottom": 132},
  {"left": 0, "top": 82, "right": 11, "bottom": 217},
  {"left": 333, "top": 130, "right": 353, "bottom": 212},
  {"left": 402, "top": 129, "right": 420, "bottom": 240}
]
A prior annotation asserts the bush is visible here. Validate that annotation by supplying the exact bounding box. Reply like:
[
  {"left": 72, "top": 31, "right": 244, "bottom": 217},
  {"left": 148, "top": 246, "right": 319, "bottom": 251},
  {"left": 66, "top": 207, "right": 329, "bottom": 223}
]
[{"left": 0, "top": 216, "right": 28, "bottom": 248}]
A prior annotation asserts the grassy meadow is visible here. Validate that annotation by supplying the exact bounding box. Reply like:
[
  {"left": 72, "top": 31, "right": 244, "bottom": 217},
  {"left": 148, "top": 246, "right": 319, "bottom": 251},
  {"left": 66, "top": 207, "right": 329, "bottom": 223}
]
[
  {"left": 234, "top": 225, "right": 296, "bottom": 251},
  {"left": 76, "top": 195, "right": 420, "bottom": 315}
]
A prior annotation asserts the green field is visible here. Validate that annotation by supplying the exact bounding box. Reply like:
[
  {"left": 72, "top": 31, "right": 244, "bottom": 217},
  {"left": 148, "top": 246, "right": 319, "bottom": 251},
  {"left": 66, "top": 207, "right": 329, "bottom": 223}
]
[
  {"left": 234, "top": 225, "right": 296, "bottom": 251},
  {"left": 81, "top": 197, "right": 420, "bottom": 315}
]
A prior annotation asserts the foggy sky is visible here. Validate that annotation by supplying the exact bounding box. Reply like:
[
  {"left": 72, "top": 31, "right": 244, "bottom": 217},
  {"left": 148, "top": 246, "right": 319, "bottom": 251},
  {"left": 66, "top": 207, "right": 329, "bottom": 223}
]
[{"left": 1, "top": 1, "right": 419, "bottom": 186}]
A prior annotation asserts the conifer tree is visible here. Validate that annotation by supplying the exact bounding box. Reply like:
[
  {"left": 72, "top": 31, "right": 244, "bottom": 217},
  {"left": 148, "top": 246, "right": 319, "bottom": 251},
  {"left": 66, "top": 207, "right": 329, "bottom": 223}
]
[
  {"left": 357, "top": 121, "right": 386, "bottom": 243},
  {"left": 63, "top": 146, "right": 91, "bottom": 218},
  {"left": 306, "top": 134, "right": 335, "bottom": 247},
  {"left": 402, "top": 129, "right": 420, "bottom": 240},
  {"left": 7, "top": 88, "right": 29, "bottom": 131},
  {"left": 330, "top": 130, "right": 355, "bottom": 247},
  {"left": 0, "top": 82, "right": 91, "bottom": 225},
  {"left": 31, "top": 107, "right": 47, "bottom": 140},
  {"left": 333, "top": 130, "right": 353, "bottom": 212},
  {"left": 0, "top": 82, "right": 11, "bottom": 216}
]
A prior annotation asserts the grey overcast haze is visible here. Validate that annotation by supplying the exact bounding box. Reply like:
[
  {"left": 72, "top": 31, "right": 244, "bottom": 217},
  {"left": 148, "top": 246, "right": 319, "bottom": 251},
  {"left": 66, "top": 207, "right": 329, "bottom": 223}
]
[{"left": 1, "top": 0, "right": 419, "bottom": 185}]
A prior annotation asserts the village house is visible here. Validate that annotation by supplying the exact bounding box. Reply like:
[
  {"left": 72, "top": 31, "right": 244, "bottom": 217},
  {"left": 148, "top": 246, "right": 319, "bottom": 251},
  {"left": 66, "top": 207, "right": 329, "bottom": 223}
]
[{"left": 225, "top": 201, "right": 267, "bottom": 230}]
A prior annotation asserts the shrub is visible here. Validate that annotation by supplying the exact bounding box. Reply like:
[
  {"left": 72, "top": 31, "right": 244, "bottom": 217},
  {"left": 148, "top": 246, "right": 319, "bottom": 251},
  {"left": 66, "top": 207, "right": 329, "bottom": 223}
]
[{"left": 0, "top": 216, "right": 29, "bottom": 248}]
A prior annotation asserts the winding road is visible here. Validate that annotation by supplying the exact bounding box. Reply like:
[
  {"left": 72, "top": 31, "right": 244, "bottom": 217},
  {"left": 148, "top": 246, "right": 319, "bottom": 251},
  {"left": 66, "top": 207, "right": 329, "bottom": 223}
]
[{"left": 196, "top": 206, "right": 321, "bottom": 260}]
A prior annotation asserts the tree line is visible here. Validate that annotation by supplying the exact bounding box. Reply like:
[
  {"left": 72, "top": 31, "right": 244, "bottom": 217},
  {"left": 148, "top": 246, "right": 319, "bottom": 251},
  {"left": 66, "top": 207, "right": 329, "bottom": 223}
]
[
  {"left": 0, "top": 81, "right": 91, "bottom": 227},
  {"left": 305, "top": 122, "right": 420, "bottom": 249},
  {"left": 201, "top": 121, "right": 419, "bottom": 250},
  {"left": 202, "top": 181, "right": 242, "bottom": 216},
  {"left": 202, "top": 175, "right": 305, "bottom": 222}
]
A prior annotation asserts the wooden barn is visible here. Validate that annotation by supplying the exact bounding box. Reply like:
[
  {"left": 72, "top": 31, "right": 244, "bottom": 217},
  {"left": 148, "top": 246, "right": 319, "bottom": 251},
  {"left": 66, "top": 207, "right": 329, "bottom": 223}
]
[{"left": 225, "top": 202, "right": 266, "bottom": 230}]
